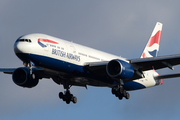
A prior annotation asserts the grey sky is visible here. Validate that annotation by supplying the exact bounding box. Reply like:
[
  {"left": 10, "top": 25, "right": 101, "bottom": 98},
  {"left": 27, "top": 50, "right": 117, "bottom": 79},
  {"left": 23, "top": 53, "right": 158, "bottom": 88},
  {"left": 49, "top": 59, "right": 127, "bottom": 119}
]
[{"left": 1, "top": 0, "right": 180, "bottom": 120}]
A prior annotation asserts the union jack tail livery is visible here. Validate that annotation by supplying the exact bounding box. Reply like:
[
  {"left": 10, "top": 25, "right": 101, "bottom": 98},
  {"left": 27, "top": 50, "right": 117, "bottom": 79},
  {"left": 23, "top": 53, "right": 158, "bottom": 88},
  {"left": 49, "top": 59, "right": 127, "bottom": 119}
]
[{"left": 141, "top": 22, "right": 163, "bottom": 58}]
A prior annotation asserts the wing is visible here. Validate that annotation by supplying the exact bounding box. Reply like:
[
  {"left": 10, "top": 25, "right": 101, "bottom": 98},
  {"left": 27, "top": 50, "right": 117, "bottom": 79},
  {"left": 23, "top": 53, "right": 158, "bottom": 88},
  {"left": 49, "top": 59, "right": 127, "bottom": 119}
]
[
  {"left": 84, "top": 61, "right": 109, "bottom": 76},
  {"left": 85, "top": 54, "right": 180, "bottom": 81},
  {"left": 129, "top": 54, "right": 180, "bottom": 71},
  {"left": 0, "top": 68, "right": 16, "bottom": 74},
  {"left": 0, "top": 67, "right": 90, "bottom": 87},
  {"left": 0, "top": 67, "right": 52, "bottom": 79}
]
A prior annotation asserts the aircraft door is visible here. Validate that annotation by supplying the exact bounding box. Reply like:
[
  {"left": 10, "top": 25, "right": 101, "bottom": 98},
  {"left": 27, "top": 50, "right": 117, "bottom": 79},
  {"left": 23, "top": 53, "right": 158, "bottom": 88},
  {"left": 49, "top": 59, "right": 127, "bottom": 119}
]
[
  {"left": 67, "top": 42, "right": 80, "bottom": 62},
  {"left": 69, "top": 43, "right": 76, "bottom": 54}
]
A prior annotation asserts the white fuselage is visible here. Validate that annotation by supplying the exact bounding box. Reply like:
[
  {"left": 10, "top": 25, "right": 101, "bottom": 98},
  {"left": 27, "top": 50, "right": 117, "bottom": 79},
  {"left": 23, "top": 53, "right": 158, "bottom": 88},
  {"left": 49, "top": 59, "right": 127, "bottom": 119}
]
[{"left": 14, "top": 33, "right": 162, "bottom": 90}]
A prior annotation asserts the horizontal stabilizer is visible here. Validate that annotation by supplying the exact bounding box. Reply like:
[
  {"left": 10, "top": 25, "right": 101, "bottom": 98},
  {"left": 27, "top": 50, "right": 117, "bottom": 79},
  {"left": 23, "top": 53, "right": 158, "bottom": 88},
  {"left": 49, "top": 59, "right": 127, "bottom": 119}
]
[{"left": 154, "top": 73, "right": 180, "bottom": 80}]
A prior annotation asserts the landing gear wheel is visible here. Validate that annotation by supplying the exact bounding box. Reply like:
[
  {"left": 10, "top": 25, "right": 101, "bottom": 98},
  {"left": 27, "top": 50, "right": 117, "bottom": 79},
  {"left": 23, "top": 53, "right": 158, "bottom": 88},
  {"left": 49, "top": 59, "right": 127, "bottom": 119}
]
[
  {"left": 70, "top": 94, "right": 73, "bottom": 100},
  {"left": 66, "top": 100, "right": 70, "bottom": 104},
  {"left": 72, "top": 97, "right": 77, "bottom": 104},
  {"left": 115, "top": 92, "right": 119, "bottom": 97},
  {"left": 119, "top": 87, "right": 123, "bottom": 94},
  {"left": 58, "top": 89, "right": 77, "bottom": 104},
  {"left": 111, "top": 86, "right": 130, "bottom": 100},
  {"left": 112, "top": 88, "right": 116, "bottom": 95},
  {"left": 32, "top": 73, "right": 36, "bottom": 79},
  {"left": 118, "top": 95, "right": 123, "bottom": 100},
  {"left": 59, "top": 92, "right": 63, "bottom": 99},
  {"left": 123, "top": 90, "right": 127, "bottom": 97},
  {"left": 125, "top": 92, "right": 130, "bottom": 99}
]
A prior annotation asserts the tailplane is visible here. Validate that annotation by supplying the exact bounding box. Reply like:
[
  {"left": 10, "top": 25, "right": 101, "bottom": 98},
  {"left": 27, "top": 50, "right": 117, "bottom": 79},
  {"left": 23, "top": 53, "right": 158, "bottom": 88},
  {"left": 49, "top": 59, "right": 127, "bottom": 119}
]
[{"left": 141, "top": 22, "right": 163, "bottom": 58}]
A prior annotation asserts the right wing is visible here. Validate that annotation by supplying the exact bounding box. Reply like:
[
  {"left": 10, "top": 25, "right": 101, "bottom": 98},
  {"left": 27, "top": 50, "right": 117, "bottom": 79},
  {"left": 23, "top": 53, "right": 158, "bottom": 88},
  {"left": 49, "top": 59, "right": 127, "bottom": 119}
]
[
  {"left": 0, "top": 67, "right": 52, "bottom": 79},
  {"left": 0, "top": 68, "right": 16, "bottom": 74},
  {"left": 85, "top": 54, "right": 180, "bottom": 81}
]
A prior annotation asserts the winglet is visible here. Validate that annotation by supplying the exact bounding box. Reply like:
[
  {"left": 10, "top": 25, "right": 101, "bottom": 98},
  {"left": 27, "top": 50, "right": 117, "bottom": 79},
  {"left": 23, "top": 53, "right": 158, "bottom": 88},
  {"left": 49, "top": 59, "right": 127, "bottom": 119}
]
[{"left": 141, "top": 22, "right": 163, "bottom": 58}]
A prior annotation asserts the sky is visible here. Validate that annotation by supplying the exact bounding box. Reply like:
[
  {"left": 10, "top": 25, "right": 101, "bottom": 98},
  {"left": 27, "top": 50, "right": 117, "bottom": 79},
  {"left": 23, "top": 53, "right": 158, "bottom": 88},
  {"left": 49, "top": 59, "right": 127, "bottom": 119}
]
[{"left": 1, "top": 0, "right": 180, "bottom": 120}]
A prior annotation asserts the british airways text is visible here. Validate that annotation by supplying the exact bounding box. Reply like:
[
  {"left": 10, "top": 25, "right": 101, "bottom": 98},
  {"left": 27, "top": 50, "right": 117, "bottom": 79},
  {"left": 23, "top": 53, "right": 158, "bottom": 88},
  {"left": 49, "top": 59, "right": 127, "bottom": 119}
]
[{"left": 52, "top": 48, "right": 80, "bottom": 62}]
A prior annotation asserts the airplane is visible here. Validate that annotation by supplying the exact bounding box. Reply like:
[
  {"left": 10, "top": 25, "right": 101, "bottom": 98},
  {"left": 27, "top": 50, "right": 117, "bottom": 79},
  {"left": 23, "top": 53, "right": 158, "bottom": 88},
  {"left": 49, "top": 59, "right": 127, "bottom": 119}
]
[{"left": 1, "top": 22, "right": 180, "bottom": 104}]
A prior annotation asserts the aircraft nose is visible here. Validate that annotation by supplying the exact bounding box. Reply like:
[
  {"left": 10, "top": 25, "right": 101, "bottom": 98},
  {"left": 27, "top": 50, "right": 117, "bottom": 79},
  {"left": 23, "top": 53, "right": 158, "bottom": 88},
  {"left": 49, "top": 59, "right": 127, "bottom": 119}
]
[{"left": 14, "top": 38, "right": 32, "bottom": 54}]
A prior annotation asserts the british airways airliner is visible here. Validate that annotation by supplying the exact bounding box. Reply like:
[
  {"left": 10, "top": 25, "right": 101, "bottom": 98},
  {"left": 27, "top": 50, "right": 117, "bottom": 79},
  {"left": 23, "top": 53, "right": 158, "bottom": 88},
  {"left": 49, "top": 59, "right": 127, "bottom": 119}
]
[{"left": 1, "top": 22, "right": 180, "bottom": 104}]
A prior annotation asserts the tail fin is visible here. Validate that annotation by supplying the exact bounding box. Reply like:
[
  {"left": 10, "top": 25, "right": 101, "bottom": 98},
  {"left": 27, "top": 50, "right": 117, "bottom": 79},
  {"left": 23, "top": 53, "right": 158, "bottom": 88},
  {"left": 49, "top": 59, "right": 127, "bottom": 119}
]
[{"left": 141, "top": 22, "right": 163, "bottom": 58}]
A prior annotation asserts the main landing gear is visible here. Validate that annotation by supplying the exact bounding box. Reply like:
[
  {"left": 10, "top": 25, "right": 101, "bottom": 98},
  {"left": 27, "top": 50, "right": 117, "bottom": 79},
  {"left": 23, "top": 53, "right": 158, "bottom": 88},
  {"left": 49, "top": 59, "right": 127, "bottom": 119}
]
[
  {"left": 59, "top": 89, "right": 77, "bottom": 104},
  {"left": 112, "top": 86, "right": 130, "bottom": 100},
  {"left": 58, "top": 78, "right": 77, "bottom": 104}
]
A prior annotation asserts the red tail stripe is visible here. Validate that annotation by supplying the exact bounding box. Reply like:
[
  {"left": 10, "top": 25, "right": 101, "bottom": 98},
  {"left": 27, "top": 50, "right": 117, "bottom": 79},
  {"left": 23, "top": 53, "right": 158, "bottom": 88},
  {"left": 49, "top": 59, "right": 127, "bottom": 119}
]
[
  {"left": 147, "top": 30, "right": 161, "bottom": 47},
  {"left": 160, "top": 79, "right": 163, "bottom": 85},
  {"left": 142, "top": 52, "right": 147, "bottom": 58},
  {"left": 38, "top": 38, "right": 58, "bottom": 44}
]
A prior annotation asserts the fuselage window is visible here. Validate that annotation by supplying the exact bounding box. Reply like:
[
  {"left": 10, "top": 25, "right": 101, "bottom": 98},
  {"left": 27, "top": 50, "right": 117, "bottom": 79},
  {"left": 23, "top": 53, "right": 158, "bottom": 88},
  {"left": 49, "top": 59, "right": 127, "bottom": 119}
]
[
  {"left": 78, "top": 52, "right": 87, "bottom": 57},
  {"left": 50, "top": 45, "right": 56, "bottom": 48},
  {"left": 19, "top": 39, "right": 32, "bottom": 43},
  {"left": 89, "top": 55, "right": 100, "bottom": 60}
]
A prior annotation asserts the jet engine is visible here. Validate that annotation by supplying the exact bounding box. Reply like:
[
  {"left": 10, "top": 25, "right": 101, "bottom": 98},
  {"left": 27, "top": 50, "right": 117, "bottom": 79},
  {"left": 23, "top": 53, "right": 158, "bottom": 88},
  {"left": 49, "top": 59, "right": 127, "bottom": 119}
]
[
  {"left": 12, "top": 67, "right": 39, "bottom": 88},
  {"left": 106, "top": 59, "right": 134, "bottom": 80}
]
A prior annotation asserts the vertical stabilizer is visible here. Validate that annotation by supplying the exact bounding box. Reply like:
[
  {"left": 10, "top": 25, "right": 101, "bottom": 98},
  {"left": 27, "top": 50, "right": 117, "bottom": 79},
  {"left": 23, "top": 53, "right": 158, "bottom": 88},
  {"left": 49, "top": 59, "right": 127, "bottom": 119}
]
[{"left": 141, "top": 22, "right": 163, "bottom": 58}]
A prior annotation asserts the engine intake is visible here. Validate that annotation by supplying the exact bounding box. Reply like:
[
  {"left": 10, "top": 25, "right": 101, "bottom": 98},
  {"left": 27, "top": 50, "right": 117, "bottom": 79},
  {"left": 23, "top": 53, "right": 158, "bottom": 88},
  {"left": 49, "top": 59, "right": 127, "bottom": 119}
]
[
  {"left": 106, "top": 59, "right": 134, "bottom": 80},
  {"left": 12, "top": 67, "right": 39, "bottom": 88}
]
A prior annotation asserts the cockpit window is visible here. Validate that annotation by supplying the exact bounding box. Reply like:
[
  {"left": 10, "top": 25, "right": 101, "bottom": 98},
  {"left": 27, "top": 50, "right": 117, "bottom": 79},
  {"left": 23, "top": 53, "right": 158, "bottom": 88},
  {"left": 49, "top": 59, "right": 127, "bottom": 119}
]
[
  {"left": 19, "top": 39, "right": 25, "bottom": 42},
  {"left": 18, "top": 39, "right": 32, "bottom": 43}
]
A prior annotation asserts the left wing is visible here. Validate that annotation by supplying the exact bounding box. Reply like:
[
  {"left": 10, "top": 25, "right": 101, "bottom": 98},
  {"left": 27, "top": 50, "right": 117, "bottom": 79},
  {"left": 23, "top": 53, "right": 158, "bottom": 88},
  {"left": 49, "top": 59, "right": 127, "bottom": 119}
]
[
  {"left": 85, "top": 54, "right": 180, "bottom": 80},
  {"left": 129, "top": 54, "right": 180, "bottom": 71}
]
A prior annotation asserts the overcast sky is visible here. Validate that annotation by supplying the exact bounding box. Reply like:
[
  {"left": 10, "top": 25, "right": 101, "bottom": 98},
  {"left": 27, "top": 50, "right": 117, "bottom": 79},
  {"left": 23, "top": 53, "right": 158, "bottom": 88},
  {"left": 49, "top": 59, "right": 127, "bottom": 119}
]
[{"left": 1, "top": 0, "right": 180, "bottom": 120}]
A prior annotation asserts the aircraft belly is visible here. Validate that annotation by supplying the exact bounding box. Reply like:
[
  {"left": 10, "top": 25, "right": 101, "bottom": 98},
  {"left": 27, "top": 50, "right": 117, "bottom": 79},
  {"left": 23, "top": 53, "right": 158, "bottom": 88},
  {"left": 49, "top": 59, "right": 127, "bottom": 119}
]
[
  {"left": 15, "top": 52, "right": 159, "bottom": 91},
  {"left": 18, "top": 53, "right": 114, "bottom": 87}
]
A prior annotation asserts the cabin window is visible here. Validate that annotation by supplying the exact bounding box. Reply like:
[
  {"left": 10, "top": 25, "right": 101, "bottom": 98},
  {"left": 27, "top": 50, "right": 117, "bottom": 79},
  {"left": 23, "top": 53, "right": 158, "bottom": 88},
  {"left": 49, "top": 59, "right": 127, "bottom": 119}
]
[
  {"left": 78, "top": 52, "right": 87, "bottom": 57},
  {"left": 89, "top": 55, "right": 100, "bottom": 60}
]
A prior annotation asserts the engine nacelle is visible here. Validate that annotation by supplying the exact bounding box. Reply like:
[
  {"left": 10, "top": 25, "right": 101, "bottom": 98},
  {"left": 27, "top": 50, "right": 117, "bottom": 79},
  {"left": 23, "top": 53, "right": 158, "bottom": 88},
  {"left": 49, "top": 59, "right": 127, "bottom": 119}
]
[
  {"left": 106, "top": 59, "right": 134, "bottom": 80},
  {"left": 12, "top": 67, "right": 39, "bottom": 88}
]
